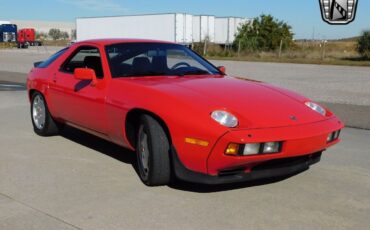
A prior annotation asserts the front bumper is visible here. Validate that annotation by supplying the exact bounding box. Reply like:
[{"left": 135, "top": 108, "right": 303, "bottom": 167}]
[
  {"left": 207, "top": 117, "right": 343, "bottom": 175},
  {"left": 174, "top": 117, "right": 343, "bottom": 184},
  {"left": 173, "top": 149, "right": 322, "bottom": 185}
]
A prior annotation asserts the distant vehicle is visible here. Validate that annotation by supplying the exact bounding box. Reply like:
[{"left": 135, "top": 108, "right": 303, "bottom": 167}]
[
  {"left": 27, "top": 39, "right": 344, "bottom": 186},
  {"left": 0, "top": 24, "right": 17, "bottom": 43},
  {"left": 18, "top": 28, "right": 42, "bottom": 47}
]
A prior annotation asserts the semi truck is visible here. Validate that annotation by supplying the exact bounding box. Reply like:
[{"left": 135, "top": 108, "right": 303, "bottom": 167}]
[
  {"left": 0, "top": 23, "right": 43, "bottom": 48},
  {"left": 18, "top": 28, "right": 42, "bottom": 46},
  {"left": 0, "top": 24, "right": 17, "bottom": 43}
]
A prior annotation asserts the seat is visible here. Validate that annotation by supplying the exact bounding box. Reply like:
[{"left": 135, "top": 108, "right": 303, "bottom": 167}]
[
  {"left": 151, "top": 56, "right": 168, "bottom": 73},
  {"left": 132, "top": 57, "right": 151, "bottom": 75},
  {"left": 83, "top": 56, "right": 104, "bottom": 78}
]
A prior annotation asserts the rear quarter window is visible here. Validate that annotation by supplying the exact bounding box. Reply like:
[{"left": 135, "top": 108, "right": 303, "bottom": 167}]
[{"left": 37, "top": 48, "right": 69, "bottom": 68}]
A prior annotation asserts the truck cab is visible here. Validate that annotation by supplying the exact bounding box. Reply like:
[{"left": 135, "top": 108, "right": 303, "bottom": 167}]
[
  {"left": 18, "top": 28, "right": 42, "bottom": 47},
  {"left": 0, "top": 24, "right": 17, "bottom": 43}
]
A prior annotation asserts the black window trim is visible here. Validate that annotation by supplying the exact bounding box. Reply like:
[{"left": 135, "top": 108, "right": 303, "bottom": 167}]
[
  {"left": 104, "top": 42, "right": 222, "bottom": 78},
  {"left": 37, "top": 47, "right": 69, "bottom": 68},
  {"left": 59, "top": 45, "right": 105, "bottom": 79}
]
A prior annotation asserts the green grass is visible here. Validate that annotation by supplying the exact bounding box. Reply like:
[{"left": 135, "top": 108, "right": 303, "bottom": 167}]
[
  {"left": 0, "top": 43, "right": 16, "bottom": 49},
  {"left": 208, "top": 55, "right": 370, "bottom": 67},
  {"left": 41, "top": 40, "right": 70, "bottom": 47},
  {"left": 204, "top": 40, "right": 370, "bottom": 67}
]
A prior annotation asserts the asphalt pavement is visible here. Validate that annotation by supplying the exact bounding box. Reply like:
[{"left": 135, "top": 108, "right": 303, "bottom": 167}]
[{"left": 0, "top": 86, "right": 369, "bottom": 230}]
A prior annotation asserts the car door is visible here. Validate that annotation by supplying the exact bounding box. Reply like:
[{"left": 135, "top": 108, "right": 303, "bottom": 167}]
[{"left": 48, "top": 45, "right": 108, "bottom": 134}]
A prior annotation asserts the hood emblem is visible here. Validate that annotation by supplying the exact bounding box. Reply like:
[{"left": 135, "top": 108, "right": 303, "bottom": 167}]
[{"left": 290, "top": 115, "right": 298, "bottom": 121}]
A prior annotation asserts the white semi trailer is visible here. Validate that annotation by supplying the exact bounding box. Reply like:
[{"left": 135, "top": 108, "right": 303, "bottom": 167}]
[
  {"left": 76, "top": 13, "right": 193, "bottom": 44},
  {"left": 192, "top": 15, "right": 215, "bottom": 43},
  {"left": 214, "top": 17, "right": 250, "bottom": 45}
]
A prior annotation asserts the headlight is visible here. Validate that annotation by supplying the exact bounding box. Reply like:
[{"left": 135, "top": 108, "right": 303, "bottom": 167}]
[
  {"left": 211, "top": 110, "right": 238, "bottom": 128},
  {"left": 305, "top": 102, "right": 326, "bottom": 116}
]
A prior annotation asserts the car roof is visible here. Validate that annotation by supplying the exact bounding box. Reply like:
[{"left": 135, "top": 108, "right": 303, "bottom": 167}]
[{"left": 75, "top": 38, "right": 176, "bottom": 46}]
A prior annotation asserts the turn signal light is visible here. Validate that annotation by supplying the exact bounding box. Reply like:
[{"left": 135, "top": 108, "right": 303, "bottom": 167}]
[
  {"left": 185, "top": 138, "right": 209, "bottom": 147},
  {"left": 225, "top": 143, "right": 240, "bottom": 155},
  {"left": 327, "top": 130, "right": 341, "bottom": 143}
]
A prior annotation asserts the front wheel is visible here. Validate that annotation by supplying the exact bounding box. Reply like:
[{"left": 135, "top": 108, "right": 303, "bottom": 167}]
[
  {"left": 136, "top": 115, "right": 171, "bottom": 186},
  {"left": 31, "top": 92, "right": 61, "bottom": 136}
]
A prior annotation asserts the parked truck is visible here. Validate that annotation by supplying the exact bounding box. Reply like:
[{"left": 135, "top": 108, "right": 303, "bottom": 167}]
[
  {"left": 0, "top": 24, "right": 17, "bottom": 43},
  {"left": 18, "top": 28, "right": 42, "bottom": 47}
]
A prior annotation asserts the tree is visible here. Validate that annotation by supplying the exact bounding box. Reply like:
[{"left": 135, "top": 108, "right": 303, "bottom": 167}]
[
  {"left": 234, "top": 14, "right": 294, "bottom": 52},
  {"left": 61, "top": 31, "right": 69, "bottom": 40},
  {"left": 358, "top": 31, "right": 370, "bottom": 59},
  {"left": 48, "top": 28, "right": 62, "bottom": 40},
  {"left": 36, "top": 31, "right": 48, "bottom": 40}
]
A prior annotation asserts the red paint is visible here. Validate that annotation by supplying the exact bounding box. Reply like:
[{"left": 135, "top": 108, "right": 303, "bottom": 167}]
[
  {"left": 18, "top": 28, "right": 36, "bottom": 44},
  {"left": 27, "top": 39, "right": 344, "bottom": 176}
]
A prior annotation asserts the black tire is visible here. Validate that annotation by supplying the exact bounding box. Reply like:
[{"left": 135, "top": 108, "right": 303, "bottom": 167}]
[
  {"left": 136, "top": 115, "right": 171, "bottom": 186},
  {"left": 30, "top": 92, "right": 61, "bottom": 136}
]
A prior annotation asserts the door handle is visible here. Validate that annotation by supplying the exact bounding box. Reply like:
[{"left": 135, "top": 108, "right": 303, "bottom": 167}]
[{"left": 52, "top": 74, "right": 57, "bottom": 83}]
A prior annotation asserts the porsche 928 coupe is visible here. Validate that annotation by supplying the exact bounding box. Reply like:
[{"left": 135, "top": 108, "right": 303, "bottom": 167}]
[{"left": 27, "top": 39, "right": 344, "bottom": 186}]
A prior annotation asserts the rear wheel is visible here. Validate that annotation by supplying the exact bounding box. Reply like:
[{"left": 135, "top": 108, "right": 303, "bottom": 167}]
[
  {"left": 136, "top": 115, "right": 171, "bottom": 186},
  {"left": 31, "top": 92, "right": 61, "bottom": 136}
]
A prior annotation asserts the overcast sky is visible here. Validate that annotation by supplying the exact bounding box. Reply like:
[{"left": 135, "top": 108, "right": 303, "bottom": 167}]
[{"left": 1, "top": 0, "right": 369, "bottom": 39}]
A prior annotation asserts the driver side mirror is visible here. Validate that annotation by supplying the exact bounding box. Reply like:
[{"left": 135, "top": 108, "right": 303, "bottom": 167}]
[
  {"left": 217, "top": 66, "right": 226, "bottom": 75},
  {"left": 74, "top": 68, "right": 97, "bottom": 86}
]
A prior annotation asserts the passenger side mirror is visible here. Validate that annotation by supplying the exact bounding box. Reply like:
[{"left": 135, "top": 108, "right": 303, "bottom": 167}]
[
  {"left": 74, "top": 68, "right": 97, "bottom": 86},
  {"left": 218, "top": 66, "right": 226, "bottom": 75}
]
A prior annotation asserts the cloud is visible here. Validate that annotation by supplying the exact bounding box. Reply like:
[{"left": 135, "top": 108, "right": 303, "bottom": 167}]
[{"left": 59, "top": 0, "right": 127, "bottom": 12}]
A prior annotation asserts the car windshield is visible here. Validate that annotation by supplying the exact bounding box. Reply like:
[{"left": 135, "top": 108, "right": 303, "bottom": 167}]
[{"left": 105, "top": 43, "right": 221, "bottom": 78}]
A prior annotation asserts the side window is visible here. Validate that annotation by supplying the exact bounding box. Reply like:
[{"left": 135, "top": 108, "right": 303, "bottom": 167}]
[
  {"left": 37, "top": 48, "right": 68, "bottom": 68},
  {"left": 61, "top": 46, "right": 104, "bottom": 79}
]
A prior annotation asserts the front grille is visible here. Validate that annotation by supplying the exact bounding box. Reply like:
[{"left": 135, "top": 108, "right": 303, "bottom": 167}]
[
  {"left": 253, "top": 152, "right": 322, "bottom": 171},
  {"left": 218, "top": 168, "right": 245, "bottom": 177}
]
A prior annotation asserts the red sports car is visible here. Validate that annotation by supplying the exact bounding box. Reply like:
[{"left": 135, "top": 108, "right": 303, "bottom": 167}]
[{"left": 27, "top": 39, "right": 344, "bottom": 186}]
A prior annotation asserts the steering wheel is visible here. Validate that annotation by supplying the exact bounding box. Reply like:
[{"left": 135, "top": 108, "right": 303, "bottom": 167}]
[{"left": 171, "top": 62, "right": 191, "bottom": 70}]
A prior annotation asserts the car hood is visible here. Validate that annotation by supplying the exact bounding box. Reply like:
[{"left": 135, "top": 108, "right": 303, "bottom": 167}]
[{"left": 118, "top": 75, "right": 328, "bottom": 129}]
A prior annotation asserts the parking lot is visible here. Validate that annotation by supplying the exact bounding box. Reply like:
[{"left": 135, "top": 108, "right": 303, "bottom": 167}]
[{"left": 0, "top": 47, "right": 370, "bottom": 229}]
